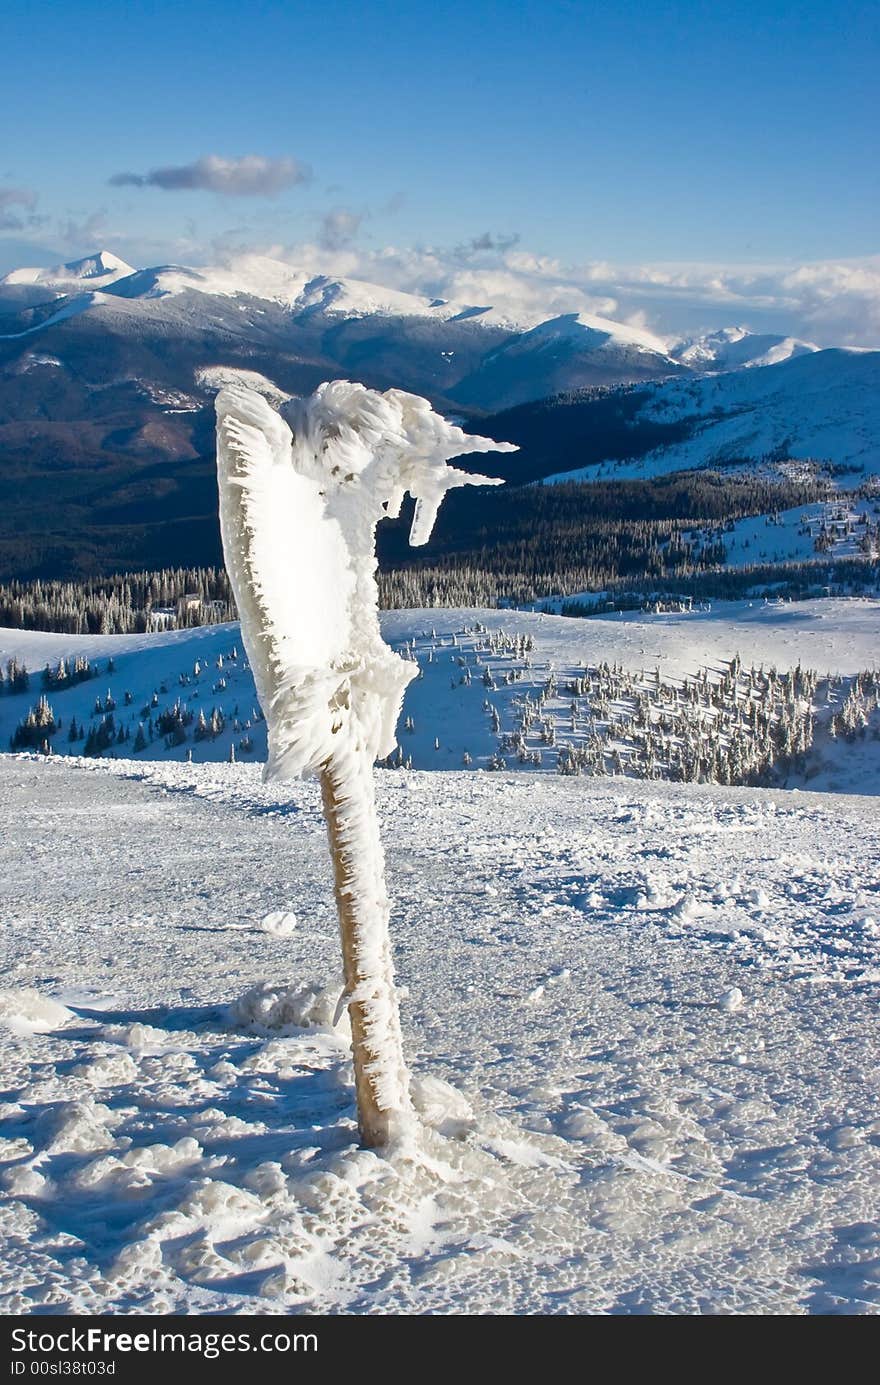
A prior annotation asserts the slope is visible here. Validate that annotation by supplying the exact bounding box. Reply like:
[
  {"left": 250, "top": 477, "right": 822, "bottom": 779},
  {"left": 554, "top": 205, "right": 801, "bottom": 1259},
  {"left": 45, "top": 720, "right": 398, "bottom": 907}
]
[{"left": 0, "top": 753, "right": 878, "bottom": 1313}]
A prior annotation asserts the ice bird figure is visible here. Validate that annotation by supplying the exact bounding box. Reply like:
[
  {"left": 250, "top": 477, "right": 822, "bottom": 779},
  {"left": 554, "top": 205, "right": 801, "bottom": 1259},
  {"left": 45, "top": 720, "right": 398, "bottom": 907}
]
[{"left": 216, "top": 379, "right": 513, "bottom": 780}]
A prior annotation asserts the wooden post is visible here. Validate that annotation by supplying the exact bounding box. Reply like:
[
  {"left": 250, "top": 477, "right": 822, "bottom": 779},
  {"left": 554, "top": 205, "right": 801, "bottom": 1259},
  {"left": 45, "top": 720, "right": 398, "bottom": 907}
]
[{"left": 320, "top": 745, "right": 409, "bottom": 1148}]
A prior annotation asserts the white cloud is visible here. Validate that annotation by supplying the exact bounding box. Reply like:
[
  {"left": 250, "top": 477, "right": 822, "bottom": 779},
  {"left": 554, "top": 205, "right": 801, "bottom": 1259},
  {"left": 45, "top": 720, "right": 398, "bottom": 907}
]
[
  {"left": 253, "top": 238, "right": 880, "bottom": 345},
  {"left": 317, "top": 208, "right": 364, "bottom": 251},
  {"left": 0, "top": 186, "right": 44, "bottom": 233},
  {"left": 109, "top": 155, "right": 311, "bottom": 197},
  {"left": 55, "top": 210, "right": 110, "bottom": 249}
]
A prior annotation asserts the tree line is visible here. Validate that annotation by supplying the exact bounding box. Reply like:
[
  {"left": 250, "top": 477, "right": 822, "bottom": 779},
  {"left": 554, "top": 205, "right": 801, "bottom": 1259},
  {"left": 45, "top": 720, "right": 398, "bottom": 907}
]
[{"left": 0, "top": 473, "right": 874, "bottom": 630}]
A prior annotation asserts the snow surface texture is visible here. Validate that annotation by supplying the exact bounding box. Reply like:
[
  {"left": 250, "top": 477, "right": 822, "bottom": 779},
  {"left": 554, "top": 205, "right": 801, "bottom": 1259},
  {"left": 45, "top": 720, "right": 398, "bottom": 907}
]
[{"left": 1, "top": 753, "right": 879, "bottom": 1314}]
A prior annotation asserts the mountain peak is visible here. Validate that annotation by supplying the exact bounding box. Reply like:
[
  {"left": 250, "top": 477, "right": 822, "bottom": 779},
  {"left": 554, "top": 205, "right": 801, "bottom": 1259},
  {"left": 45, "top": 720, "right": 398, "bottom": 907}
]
[
  {"left": 671, "top": 326, "right": 819, "bottom": 370},
  {"left": 1, "top": 250, "right": 136, "bottom": 291},
  {"left": 66, "top": 250, "right": 135, "bottom": 279},
  {"left": 525, "top": 311, "right": 671, "bottom": 357}
]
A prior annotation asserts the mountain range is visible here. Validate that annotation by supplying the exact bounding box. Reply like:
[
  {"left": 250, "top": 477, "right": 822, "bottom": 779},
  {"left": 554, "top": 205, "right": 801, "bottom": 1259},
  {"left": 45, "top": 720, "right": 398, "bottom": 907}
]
[
  {"left": 0, "top": 248, "right": 819, "bottom": 412},
  {"left": 0, "top": 249, "right": 876, "bottom": 580}
]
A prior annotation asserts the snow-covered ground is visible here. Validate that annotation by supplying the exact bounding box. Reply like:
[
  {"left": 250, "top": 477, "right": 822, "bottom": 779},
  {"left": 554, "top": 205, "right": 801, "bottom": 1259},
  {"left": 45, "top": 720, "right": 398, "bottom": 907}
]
[
  {"left": 2, "top": 600, "right": 876, "bottom": 788},
  {"left": 1, "top": 599, "right": 877, "bottom": 1314},
  {"left": 683, "top": 498, "right": 879, "bottom": 570},
  {"left": 543, "top": 350, "right": 880, "bottom": 482},
  {"left": 1, "top": 754, "right": 879, "bottom": 1315}
]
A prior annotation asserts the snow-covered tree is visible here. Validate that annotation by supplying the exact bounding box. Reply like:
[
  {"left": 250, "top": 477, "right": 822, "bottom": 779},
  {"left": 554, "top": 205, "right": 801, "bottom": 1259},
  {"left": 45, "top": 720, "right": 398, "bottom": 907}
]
[{"left": 215, "top": 380, "right": 513, "bottom": 1146}]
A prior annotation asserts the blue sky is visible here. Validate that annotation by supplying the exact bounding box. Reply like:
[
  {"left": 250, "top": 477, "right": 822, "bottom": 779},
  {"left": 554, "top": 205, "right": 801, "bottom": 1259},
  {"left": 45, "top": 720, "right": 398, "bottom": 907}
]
[{"left": 1, "top": 0, "right": 878, "bottom": 341}]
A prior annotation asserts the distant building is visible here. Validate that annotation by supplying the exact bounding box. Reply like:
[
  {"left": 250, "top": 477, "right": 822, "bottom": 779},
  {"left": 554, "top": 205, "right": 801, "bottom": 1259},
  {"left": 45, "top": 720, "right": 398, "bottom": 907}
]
[{"left": 148, "top": 606, "right": 177, "bottom": 630}]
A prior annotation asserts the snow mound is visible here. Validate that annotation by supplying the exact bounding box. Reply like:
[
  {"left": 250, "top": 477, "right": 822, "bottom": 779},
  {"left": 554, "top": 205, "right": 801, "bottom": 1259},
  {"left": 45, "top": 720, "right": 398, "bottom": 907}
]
[
  {"left": 410, "top": 1074, "right": 475, "bottom": 1137},
  {"left": 0, "top": 988, "right": 74, "bottom": 1034},
  {"left": 227, "top": 979, "right": 344, "bottom": 1033},
  {"left": 259, "top": 910, "right": 298, "bottom": 936},
  {"left": 33, "top": 1099, "right": 116, "bottom": 1154},
  {"left": 718, "top": 986, "right": 745, "bottom": 1013}
]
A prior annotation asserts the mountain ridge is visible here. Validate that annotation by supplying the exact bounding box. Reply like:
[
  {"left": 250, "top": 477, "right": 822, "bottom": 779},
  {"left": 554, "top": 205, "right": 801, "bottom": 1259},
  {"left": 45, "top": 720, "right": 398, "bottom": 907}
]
[{"left": 0, "top": 249, "right": 877, "bottom": 583}]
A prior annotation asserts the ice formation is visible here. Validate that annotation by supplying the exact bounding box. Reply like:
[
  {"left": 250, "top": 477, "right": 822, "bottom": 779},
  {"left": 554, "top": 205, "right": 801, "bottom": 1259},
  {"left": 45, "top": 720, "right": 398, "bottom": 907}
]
[
  {"left": 216, "top": 380, "right": 513, "bottom": 781},
  {"left": 216, "top": 379, "right": 515, "bottom": 1142}
]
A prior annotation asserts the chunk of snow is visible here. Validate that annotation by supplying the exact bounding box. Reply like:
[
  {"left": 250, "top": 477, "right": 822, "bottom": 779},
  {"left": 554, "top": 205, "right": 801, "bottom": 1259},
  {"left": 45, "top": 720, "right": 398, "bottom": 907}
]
[
  {"left": 718, "top": 986, "right": 745, "bottom": 1013},
  {"left": 228, "top": 980, "right": 344, "bottom": 1033},
  {"left": 410, "top": 1073, "right": 474, "bottom": 1133},
  {"left": 259, "top": 910, "right": 298, "bottom": 936},
  {"left": 0, "top": 989, "right": 74, "bottom": 1034}
]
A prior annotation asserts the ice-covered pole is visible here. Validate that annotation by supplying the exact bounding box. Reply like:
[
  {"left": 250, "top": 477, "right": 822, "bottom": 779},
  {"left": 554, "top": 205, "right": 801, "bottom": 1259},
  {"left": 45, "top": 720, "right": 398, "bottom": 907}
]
[{"left": 216, "top": 379, "right": 515, "bottom": 1147}]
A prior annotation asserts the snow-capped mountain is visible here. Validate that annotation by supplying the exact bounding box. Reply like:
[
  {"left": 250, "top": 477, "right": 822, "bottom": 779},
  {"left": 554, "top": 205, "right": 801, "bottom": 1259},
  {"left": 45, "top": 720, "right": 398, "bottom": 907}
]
[
  {"left": 526, "top": 348, "right": 880, "bottom": 484},
  {"left": 453, "top": 311, "right": 684, "bottom": 411},
  {"left": 0, "top": 248, "right": 877, "bottom": 581},
  {"left": 0, "top": 251, "right": 136, "bottom": 305},
  {"left": 0, "top": 249, "right": 841, "bottom": 420},
  {"left": 670, "top": 325, "right": 819, "bottom": 372},
  {"left": 0, "top": 250, "right": 522, "bottom": 338},
  {"left": 0, "top": 249, "right": 681, "bottom": 415},
  {"left": 0, "top": 251, "right": 538, "bottom": 418}
]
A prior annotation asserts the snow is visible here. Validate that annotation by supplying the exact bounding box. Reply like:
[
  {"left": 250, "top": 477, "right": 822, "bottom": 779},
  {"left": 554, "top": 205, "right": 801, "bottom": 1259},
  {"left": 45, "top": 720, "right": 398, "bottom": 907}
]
[
  {"left": 99, "top": 253, "right": 532, "bottom": 330},
  {"left": 229, "top": 980, "right": 344, "bottom": 1034},
  {"left": 293, "top": 272, "right": 461, "bottom": 322},
  {"left": 0, "top": 247, "right": 838, "bottom": 379},
  {"left": 1, "top": 598, "right": 877, "bottom": 790},
  {"left": 52, "top": 252, "right": 530, "bottom": 331},
  {"left": 717, "top": 986, "right": 745, "bottom": 1013},
  {"left": 259, "top": 911, "right": 298, "bottom": 937},
  {"left": 524, "top": 310, "right": 672, "bottom": 357},
  {"left": 0, "top": 591, "right": 877, "bottom": 1311},
  {"left": 215, "top": 386, "right": 358, "bottom": 779},
  {"left": 216, "top": 383, "right": 510, "bottom": 779},
  {"left": 1, "top": 596, "right": 874, "bottom": 684},
  {"left": 195, "top": 365, "right": 290, "bottom": 405},
  {"left": 693, "top": 497, "right": 879, "bottom": 570},
  {"left": 0, "top": 251, "right": 135, "bottom": 293},
  {"left": 215, "top": 383, "right": 513, "bottom": 1139},
  {"left": 543, "top": 349, "right": 880, "bottom": 482},
  {"left": 0, "top": 990, "right": 74, "bottom": 1037},
  {"left": 3, "top": 251, "right": 496, "bottom": 338},
  {"left": 1, "top": 752, "right": 879, "bottom": 1313},
  {"left": 671, "top": 326, "right": 819, "bottom": 371},
  {"left": 103, "top": 256, "right": 314, "bottom": 307},
  {"left": 0, "top": 291, "right": 109, "bottom": 340}
]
